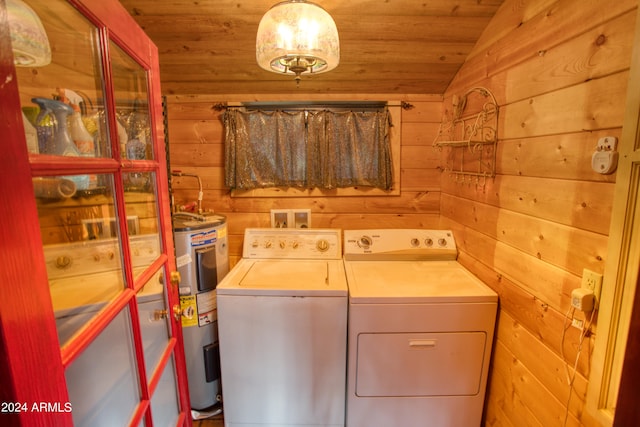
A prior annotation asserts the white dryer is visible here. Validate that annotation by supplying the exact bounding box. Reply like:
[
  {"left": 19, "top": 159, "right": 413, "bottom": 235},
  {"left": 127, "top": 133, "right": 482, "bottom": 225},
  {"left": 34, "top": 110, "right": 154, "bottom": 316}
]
[
  {"left": 343, "top": 229, "right": 498, "bottom": 427},
  {"left": 217, "top": 228, "right": 348, "bottom": 427}
]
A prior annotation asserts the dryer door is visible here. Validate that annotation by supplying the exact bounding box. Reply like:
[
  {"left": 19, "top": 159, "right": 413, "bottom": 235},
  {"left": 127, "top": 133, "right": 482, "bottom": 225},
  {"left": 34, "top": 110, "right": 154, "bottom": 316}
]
[{"left": 356, "top": 331, "right": 487, "bottom": 397}]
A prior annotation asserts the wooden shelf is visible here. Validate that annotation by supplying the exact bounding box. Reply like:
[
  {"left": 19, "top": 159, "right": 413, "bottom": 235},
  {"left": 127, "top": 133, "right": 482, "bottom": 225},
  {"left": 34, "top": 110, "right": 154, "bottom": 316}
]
[{"left": 433, "top": 139, "right": 496, "bottom": 148}]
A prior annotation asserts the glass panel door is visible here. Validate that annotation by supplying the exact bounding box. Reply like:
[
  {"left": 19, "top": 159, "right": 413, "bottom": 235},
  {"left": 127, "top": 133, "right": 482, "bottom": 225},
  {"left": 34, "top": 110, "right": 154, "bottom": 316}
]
[
  {"left": 110, "top": 36, "right": 182, "bottom": 422},
  {"left": 13, "top": 0, "right": 120, "bottom": 345},
  {"left": 8, "top": 0, "right": 186, "bottom": 425}
]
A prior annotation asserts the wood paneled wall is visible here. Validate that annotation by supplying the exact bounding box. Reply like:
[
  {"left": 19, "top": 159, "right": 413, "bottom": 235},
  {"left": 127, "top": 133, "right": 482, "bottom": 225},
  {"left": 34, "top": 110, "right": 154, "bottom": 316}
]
[
  {"left": 441, "top": 0, "right": 637, "bottom": 426},
  {"left": 166, "top": 94, "right": 443, "bottom": 265},
  {"left": 164, "top": 0, "right": 636, "bottom": 425}
]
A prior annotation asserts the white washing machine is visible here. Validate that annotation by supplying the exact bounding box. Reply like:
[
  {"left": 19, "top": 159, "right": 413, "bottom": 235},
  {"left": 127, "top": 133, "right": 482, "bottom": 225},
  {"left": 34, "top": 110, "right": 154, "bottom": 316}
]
[
  {"left": 216, "top": 228, "right": 348, "bottom": 427},
  {"left": 343, "top": 229, "right": 498, "bottom": 427}
]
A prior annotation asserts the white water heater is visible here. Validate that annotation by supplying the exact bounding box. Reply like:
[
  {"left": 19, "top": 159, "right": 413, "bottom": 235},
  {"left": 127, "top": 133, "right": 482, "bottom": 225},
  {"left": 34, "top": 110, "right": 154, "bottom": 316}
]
[{"left": 172, "top": 213, "right": 229, "bottom": 410}]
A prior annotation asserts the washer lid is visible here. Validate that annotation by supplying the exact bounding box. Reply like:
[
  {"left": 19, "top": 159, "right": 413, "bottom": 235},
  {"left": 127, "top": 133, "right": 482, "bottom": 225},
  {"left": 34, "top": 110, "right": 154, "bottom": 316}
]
[
  {"left": 344, "top": 260, "right": 497, "bottom": 303},
  {"left": 216, "top": 259, "right": 347, "bottom": 296}
]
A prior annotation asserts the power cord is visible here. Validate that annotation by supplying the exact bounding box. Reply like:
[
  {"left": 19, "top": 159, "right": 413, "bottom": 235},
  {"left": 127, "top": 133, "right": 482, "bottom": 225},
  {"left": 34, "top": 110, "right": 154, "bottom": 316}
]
[{"left": 561, "top": 306, "right": 596, "bottom": 426}]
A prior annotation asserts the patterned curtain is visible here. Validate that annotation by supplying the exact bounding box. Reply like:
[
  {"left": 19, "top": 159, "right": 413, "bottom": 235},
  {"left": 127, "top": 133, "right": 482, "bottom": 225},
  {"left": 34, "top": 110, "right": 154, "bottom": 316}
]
[{"left": 223, "top": 108, "right": 393, "bottom": 190}]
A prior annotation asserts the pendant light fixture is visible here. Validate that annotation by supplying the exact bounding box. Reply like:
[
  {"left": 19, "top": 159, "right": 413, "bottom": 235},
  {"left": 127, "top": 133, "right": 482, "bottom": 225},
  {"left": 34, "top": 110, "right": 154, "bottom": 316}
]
[
  {"left": 256, "top": 0, "right": 339, "bottom": 83},
  {"left": 6, "top": 0, "right": 51, "bottom": 67}
]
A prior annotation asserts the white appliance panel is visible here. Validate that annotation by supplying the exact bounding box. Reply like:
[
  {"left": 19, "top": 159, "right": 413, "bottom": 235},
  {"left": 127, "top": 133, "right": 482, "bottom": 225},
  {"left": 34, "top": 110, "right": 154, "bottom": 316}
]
[
  {"left": 217, "top": 259, "right": 347, "bottom": 296},
  {"left": 343, "top": 229, "right": 458, "bottom": 261},
  {"left": 242, "top": 228, "right": 342, "bottom": 260},
  {"left": 345, "top": 260, "right": 497, "bottom": 303},
  {"left": 217, "top": 228, "right": 348, "bottom": 427},
  {"left": 355, "top": 331, "right": 487, "bottom": 397},
  {"left": 348, "top": 302, "right": 498, "bottom": 333},
  {"left": 345, "top": 395, "right": 487, "bottom": 427},
  {"left": 343, "top": 229, "right": 498, "bottom": 427},
  {"left": 218, "top": 294, "right": 347, "bottom": 426}
]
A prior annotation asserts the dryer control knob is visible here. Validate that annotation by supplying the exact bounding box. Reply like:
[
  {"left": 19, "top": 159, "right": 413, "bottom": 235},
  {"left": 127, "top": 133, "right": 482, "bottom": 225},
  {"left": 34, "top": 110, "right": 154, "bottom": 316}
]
[
  {"left": 358, "top": 236, "right": 372, "bottom": 249},
  {"left": 438, "top": 238, "right": 447, "bottom": 247}
]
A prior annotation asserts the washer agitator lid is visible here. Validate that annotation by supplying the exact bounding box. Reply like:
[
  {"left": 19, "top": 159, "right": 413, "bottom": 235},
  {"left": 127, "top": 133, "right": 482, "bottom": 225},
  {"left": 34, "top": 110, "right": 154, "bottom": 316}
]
[{"left": 216, "top": 258, "right": 348, "bottom": 297}]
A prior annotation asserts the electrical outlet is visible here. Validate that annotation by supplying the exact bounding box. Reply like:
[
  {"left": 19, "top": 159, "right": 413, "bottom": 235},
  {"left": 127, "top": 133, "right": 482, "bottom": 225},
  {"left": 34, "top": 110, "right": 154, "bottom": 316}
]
[
  {"left": 581, "top": 268, "right": 603, "bottom": 304},
  {"left": 271, "top": 209, "right": 312, "bottom": 228},
  {"left": 293, "top": 209, "right": 311, "bottom": 228},
  {"left": 270, "top": 209, "right": 290, "bottom": 228},
  {"left": 571, "top": 318, "right": 584, "bottom": 330}
]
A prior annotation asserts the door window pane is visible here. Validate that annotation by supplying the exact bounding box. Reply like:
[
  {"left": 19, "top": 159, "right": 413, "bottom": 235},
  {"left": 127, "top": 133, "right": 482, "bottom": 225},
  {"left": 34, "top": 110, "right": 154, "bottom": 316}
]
[
  {"left": 137, "top": 268, "right": 169, "bottom": 378},
  {"left": 150, "top": 355, "right": 181, "bottom": 426},
  {"left": 13, "top": 0, "right": 110, "bottom": 160},
  {"left": 110, "top": 41, "right": 153, "bottom": 161},
  {"left": 125, "top": 171, "right": 162, "bottom": 279},
  {"left": 137, "top": 271, "right": 181, "bottom": 425},
  {"left": 64, "top": 306, "right": 140, "bottom": 426},
  {"left": 37, "top": 174, "right": 129, "bottom": 345}
]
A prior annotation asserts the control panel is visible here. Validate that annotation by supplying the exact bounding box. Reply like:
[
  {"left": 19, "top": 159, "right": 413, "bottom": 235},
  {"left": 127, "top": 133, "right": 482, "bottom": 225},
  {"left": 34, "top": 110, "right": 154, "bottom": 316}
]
[
  {"left": 242, "top": 228, "right": 342, "bottom": 260},
  {"left": 343, "top": 229, "right": 458, "bottom": 261},
  {"left": 44, "top": 234, "right": 160, "bottom": 281}
]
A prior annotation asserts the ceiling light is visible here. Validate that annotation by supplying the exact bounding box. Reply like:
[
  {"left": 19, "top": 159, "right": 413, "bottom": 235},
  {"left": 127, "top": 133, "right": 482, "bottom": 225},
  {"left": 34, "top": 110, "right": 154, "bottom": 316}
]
[
  {"left": 6, "top": 0, "right": 51, "bottom": 67},
  {"left": 256, "top": 0, "right": 339, "bottom": 83}
]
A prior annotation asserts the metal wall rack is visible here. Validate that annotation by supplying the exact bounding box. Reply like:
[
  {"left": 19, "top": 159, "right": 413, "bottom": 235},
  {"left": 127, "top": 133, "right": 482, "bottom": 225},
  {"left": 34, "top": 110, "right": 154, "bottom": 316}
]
[{"left": 433, "top": 87, "right": 498, "bottom": 186}]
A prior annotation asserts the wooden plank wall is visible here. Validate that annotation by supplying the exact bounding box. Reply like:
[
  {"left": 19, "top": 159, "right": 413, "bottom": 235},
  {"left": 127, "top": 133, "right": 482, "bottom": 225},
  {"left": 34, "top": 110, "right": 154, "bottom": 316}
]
[
  {"left": 165, "top": 94, "right": 443, "bottom": 266},
  {"left": 164, "top": 0, "right": 636, "bottom": 425},
  {"left": 441, "top": 0, "right": 637, "bottom": 426}
]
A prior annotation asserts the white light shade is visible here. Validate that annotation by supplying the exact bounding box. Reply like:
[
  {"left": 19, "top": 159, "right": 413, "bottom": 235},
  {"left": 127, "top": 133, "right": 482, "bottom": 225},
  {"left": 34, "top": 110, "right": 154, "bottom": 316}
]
[
  {"left": 7, "top": 0, "right": 51, "bottom": 67},
  {"left": 256, "top": 0, "right": 339, "bottom": 81}
]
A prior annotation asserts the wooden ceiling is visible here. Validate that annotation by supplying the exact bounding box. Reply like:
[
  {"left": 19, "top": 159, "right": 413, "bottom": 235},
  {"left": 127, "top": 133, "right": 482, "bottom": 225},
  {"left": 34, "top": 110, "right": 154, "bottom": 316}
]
[{"left": 119, "top": 0, "right": 505, "bottom": 95}]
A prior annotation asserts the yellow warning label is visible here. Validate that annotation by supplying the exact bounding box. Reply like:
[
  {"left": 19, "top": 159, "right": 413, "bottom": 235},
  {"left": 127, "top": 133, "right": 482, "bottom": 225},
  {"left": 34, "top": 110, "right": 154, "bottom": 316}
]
[{"left": 179, "top": 295, "right": 198, "bottom": 328}]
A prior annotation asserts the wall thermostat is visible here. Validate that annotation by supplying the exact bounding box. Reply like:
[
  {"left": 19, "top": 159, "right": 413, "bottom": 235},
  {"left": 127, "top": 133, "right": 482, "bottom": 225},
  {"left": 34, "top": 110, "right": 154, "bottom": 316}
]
[{"left": 591, "top": 136, "right": 618, "bottom": 174}]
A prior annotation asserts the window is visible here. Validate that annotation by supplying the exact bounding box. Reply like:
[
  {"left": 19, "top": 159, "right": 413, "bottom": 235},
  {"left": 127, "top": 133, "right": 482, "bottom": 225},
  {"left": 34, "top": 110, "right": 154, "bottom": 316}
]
[{"left": 223, "top": 103, "right": 397, "bottom": 195}]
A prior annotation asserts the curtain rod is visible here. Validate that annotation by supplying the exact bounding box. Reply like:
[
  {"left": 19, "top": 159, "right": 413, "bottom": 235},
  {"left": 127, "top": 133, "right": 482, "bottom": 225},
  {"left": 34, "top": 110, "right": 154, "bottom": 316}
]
[{"left": 212, "top": 101, "right": 414, "bottom": 111}]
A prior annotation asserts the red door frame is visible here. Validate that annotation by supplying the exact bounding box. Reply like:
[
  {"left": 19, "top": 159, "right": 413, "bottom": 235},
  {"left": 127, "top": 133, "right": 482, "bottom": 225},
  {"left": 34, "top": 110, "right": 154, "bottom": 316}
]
[{"left": 0, "top": 0, "right": 191, "bottom": 425}]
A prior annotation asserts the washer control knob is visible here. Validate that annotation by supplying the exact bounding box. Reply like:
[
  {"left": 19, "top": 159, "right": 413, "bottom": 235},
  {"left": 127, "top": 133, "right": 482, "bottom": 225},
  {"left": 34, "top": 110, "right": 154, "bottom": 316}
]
[
  {"left": 438, "top": 238, "right": 447, "bottom": 247},
  {"left": 264, "top": 241, "right": 272, "bottom": 249},
  {"left": 56, "top": 255, "right": 72, "bottom": 269},
  {"left": 316, "top": 239, "right": 330, "bottom": 252},
  {"left": 358, "top": 236, "right": 372, "bottom": 249},
  {"left": 425, "top": 238, "right": 434, "bottom": 247},
  {"left": 292, "top": 241, "right": 299, "bottom": 249},
  {"left": 279, "top": 241, "right": 286, "bottom": 249},
  {"left": 251, "top": 240, "right": 259, "bottom": 248},
  {"left": 410, "top": 238, "right": 420, "bottom": 247}
]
